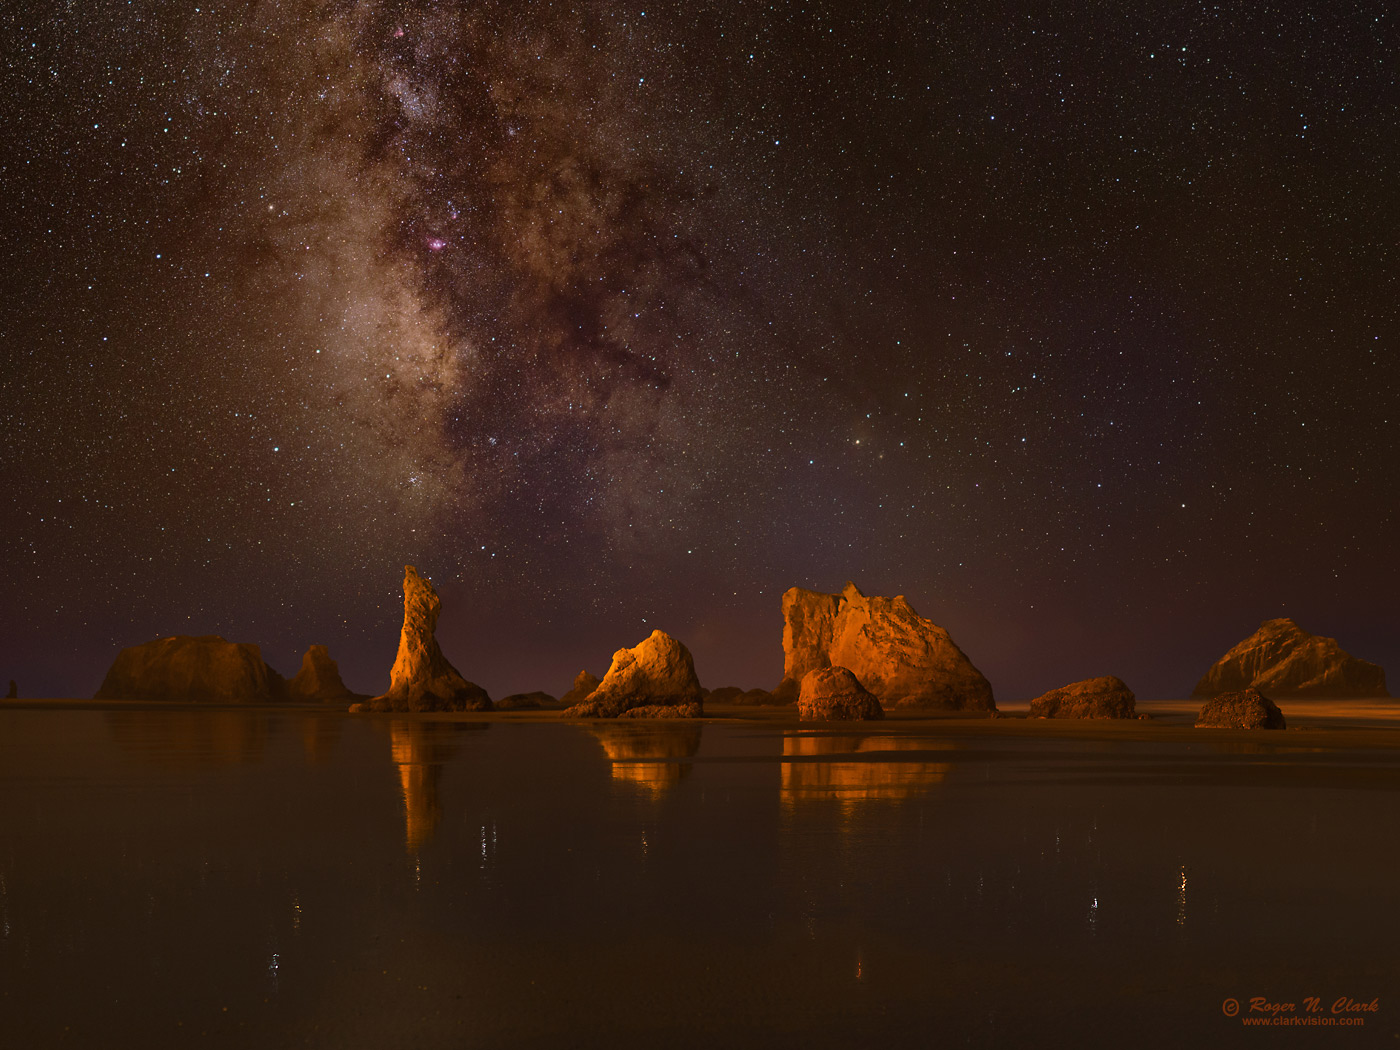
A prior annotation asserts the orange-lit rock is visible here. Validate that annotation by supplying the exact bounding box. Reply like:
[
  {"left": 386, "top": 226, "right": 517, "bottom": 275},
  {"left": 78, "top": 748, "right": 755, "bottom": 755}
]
[
  {"left": 286, "top": 645, "right": 357, "bottom": 702},
  {"left": 94, "top": 635, "right": 286, "bottom": 702},
  {"left": 798, "top": 667, "right": 884, "bottom": 721},
  {"left": 1195, "top": 688, "right": 1287, "bottom": 730},
  {"left": 560, "top": 670, "right": 601, "bottom": 707},
  {"left": 781, "top": 734, "right": 950, "bottom": 805},
  {"left": 588, "top": 723, "right": 702, "bottom": 794},
  {"left": 776, "top": 582, "right": 994, "bottom": 711},
  {"left": 1192, "top": 618, "right": 1388, "bottom": 698},
  {"left": 1028, "top": 676, "right": 1136, "bottom": 719},
  {"left": 353, "top": 566, "right": 492, "bottom": 712},
  {"left": 566, "top": 630, "right": 703, "bottom": 718}
]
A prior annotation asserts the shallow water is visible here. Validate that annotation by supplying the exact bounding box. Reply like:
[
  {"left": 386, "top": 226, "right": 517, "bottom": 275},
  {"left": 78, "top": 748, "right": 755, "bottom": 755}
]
[{"left": 1, "top": 707, "right": 1398, "bottom": 1047}]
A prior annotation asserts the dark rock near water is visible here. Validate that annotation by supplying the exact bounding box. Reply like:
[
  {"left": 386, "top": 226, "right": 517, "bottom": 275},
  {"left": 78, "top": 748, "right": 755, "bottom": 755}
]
[
  {"left": 94, "top": 635, "right": 286, "bottom": 702},
  {"left": 776, "top": 582, "right": 995, "bottom": 711},
  {"left": 566, "top": 630, "right": 703, "bottom": 718},
  {"left": 559, "top": 671, "right": 601, "bottom": 707},
  {"left": 1195, "top": 688, "right": 1287, "bottom": 730},
  {"left": 5, "top": 680, "right": 15, "bottom": 699},
  {"left": 797, "top": 667, "right": 885, "bottom": 722},
  {"left": 1028, "top": 676, "right": 1136, "bottom": 719},
  {"left": 286, "top": 645, "right": 357, "bottom": 702},
  {"left": 1192, "top": 618, "right": 1387, "bottom": 698},
  {"left": 495, "top": 691, "right": 557, "bottom": 710},
  {"left": 706, "top": 685, "right": 780, "bottom": 705},
  {"left": 352, "top": 566, "right": 492, "bottom": 713}
]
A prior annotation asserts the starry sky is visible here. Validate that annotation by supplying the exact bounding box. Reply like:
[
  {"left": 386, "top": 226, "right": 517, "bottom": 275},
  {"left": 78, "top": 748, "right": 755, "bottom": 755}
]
[{"left": 2, "top": 1, "right": 1396, "bottom": 701}]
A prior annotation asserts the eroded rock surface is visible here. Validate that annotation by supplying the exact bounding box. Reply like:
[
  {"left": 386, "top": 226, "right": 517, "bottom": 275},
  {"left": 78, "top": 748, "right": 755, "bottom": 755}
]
[
  {"left": 1192, "top": 618, "right": 1387, "bottom": 698},
  {"left": 286, "top": 645, "right": 357, "bottom": 702},
  {"left": 94, "top": 635, "right": 286, "bottom": 702},
  {"left": 1028, "top": 676, "right": 1136, "bottom": 719},
  {"left": 776, "top": 582, "right": 994, "bottom": 710},
  {"left": 353, "top": 566, "right": 492, "bottom": 713},
  {"left": 566, "top": 630, "right": 703, "bottom": 718},
  {"left": 1195, "top": 688, "right": 1287, "bottom": 730},
  {"left": 797, "top": 666, "right": 885, "bottom": 721}
]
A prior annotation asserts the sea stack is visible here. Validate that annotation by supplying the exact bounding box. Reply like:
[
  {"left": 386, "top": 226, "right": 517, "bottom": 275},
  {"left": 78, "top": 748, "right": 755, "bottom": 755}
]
[
  {"left": 774, "top": 582, "right": 995, "bottom": 711},
  {"left": 559, "top": 670, "right": 601, "bottom": 707},
  {"left": 286, "top": 645, "right": 357, "bottom": 702},
  {"left": 5, "top": 680, "right": 15, "bottom": 699},
  {"left": 566, "top": 630, "right": 703, "bottom": 718},
  {"left": 1192, "top": 618, "right": 1388, "bottom": 699},
  {"left": 1028, "top": 676, "right": 1136, "bottom": 719},
  {"left": 94, "top": 635, "right": 286, "bottom": 702},
  {"left": 353, "top": 566, "right": 492, "bottom": 712}
]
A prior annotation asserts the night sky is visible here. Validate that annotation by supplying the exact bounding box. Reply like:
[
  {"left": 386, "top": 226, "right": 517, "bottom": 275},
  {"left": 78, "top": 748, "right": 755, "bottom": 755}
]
[{"left": 2, "top": 1, "right": 1395, "bottom": 701}]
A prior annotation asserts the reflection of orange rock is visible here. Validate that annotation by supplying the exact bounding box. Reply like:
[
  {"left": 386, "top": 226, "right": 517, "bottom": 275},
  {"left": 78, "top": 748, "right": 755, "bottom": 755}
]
[
  {"left": 389, "top": 720, "right": 482, "bottom": 852},
  {"left": 781, "top": 734, "right": 950, "bottom": 806},
  {"left": 106, "top": 709, "right": 270, "bottom": 767},
  {"left": 588, "top": 723, "right": 702, "bottom": 795},
  {"left": 299, "top": 714, "right": 342, "bottom": 764}
]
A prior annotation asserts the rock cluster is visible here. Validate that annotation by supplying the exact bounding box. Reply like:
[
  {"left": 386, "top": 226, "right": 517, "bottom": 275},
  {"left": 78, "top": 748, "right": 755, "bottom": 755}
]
[
  {"left": 1195, "top": 688, "right": 1287, "bottom": 730},
  {"left": 797, "top": 667, "right": 885, "bottom": 721},
  {"left": 1192, "top": 618, "right": 1387, "bottom": 698},
  {"left": 1028, "top": 676, "right": 1136, "bottom": 719},
  {"left": 94, "top": 635, "right": 287, "bottom": 702},
  {"left": 775, "top": 582, "right": 994, "bottom": 711},
  {"left": 566, "top": 630, "right": 703, "bottom": 718},
  {"left": 353, "top": 566, "right": 492, "bottom": 713}
]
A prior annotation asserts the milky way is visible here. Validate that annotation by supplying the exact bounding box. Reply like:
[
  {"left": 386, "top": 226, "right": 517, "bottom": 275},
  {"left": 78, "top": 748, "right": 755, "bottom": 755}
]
[{"left": 2, "top": 1, "right": 1396, "bottom": 698}]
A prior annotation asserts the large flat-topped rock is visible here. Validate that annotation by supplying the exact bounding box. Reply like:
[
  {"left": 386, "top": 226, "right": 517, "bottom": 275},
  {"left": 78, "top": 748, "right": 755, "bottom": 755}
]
[{"left": 95, "top": 635, "right": 285, "bottom": 702}]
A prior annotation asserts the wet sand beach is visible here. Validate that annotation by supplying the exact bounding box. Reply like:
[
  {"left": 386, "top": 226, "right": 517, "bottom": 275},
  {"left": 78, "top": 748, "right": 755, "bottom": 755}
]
[{"left": 1, "top": 698, "right": 1397, "bottom": 1048}]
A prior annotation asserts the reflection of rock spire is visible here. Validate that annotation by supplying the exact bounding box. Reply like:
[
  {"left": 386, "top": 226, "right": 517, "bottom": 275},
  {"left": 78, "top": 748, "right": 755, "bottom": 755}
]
[
  {"left": 394, "top": 751, "right": 443, "bottom": 855},
  {"left": 587, "top": 724, "right": 703, "bottom": 796},
  {"left": 388, "top": 720, "right": 483, "bottom": 853},
  {"left": 780, "top": 734, "right": 951, "bottom": 812}
]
